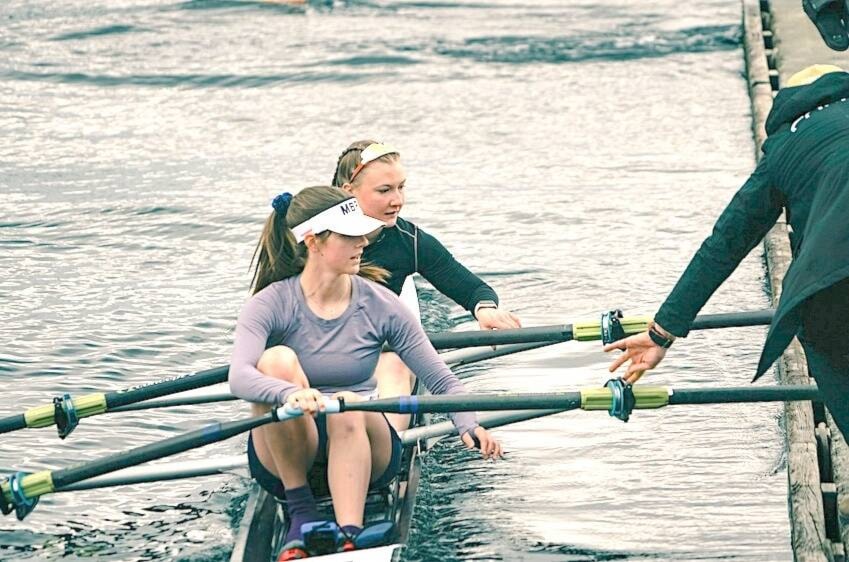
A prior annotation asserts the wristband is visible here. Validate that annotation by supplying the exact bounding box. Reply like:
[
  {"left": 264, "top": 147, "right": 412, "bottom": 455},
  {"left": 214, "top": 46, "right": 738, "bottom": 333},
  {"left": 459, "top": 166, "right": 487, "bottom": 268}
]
[
  {"left": 474, "top": 300, "right": 498, "bottom": 317},
  {"left": 648, "top": 326, "right": 674, "bottom": 348}
]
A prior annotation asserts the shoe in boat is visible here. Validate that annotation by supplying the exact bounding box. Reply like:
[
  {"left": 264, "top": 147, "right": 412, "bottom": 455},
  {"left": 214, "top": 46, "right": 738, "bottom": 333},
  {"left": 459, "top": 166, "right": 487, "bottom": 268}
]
[
  {"left": 353, "top": 521, "right": 396, "bottom": 549},
  {"left": 277, "top": 539, "right": 309, "bottom": 561}
]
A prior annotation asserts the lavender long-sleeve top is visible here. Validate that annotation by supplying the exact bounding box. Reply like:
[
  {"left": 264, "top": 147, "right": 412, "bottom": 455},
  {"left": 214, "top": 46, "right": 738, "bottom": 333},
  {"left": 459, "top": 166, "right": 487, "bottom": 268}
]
[{"left": 228, "top": 274, "right": 478, "bottom": 437}]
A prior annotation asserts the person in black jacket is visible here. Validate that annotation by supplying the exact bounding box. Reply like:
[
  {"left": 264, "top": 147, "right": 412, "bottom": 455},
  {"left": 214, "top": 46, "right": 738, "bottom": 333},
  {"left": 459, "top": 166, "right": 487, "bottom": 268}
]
[
  {"left": 605, "top": 64, "right": 849, "bottom": 436},
  {"left": 332, "top": 140, "right": 521, "bottom": 431}
]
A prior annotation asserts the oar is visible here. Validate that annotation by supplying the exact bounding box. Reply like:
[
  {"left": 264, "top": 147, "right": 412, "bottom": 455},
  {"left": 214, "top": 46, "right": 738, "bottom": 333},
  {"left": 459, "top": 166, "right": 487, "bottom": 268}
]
[
  {"left": 332, "top": 383, "right": 819, "bottom": 415},
  {"left": 439, "top": 340, "right": 560, "bottom": 366},
  {"left": 0, "top": 340, "right": 562, "bottom": 434},
  {"left": 110, "top": 386, "right": 237, "bottom": 412},
  {"left": 59, "top": 407, "right": 565, "bottom": 492},
  {"left": 0, "top": 366, "right": 230, "bottom": 437},
  {"left": 0, "top": 309, "right": 773, "bottom": 437},
  {"left": 116, "top": 342, "right": 561, "bottom": 413},
  {"left": 0, "top": 403, "right": 306, "bottom": 520},
  {"left": 427, "top": 308, "right": 774, "bottom": 349},
  {"left": 1, "top": 382, "right": 818, "bottom": 519},
  {"left": 60, "top": 455, "right": 250, "bottom": 491},
  {"left": 401, "top": 408, "right": 564, "bottom": 444}
]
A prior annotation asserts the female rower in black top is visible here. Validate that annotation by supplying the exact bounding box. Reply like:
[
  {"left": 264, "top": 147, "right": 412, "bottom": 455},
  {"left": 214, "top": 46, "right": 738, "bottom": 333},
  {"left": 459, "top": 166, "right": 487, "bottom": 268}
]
[{"left": 332, "top": 140, "right": 522, "bottom": 431}]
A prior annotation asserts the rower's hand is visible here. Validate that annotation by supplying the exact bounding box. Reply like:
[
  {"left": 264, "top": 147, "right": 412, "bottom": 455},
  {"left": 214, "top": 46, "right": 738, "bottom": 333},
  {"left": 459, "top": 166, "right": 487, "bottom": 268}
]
[
  {"left": 287, "top": 388, "right": 325, "bottom": 416},
  {"left": 461, "top": 426, "right": 504, "bottom": 460},
  {"left": 603, "top": 331, "right": 668, "bottom": 384},
  {"left": 476, "top": 308, "right": 521, "bottom": 331}
]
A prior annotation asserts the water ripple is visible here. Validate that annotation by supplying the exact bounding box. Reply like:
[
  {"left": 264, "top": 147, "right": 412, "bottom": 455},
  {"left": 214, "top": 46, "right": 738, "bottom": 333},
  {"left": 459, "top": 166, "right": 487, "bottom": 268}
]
[
  {"left": 51, "top": 24, "right": 147, "bottom": 42},
  {"left": 326, "top": 54, "right": 421, "bottom": 66},
  {"left": 435, "top": 25, "right": 741, "bottom": 64},
  {"left": 0, "top": 70, "right": 376, "bottom": 88}
]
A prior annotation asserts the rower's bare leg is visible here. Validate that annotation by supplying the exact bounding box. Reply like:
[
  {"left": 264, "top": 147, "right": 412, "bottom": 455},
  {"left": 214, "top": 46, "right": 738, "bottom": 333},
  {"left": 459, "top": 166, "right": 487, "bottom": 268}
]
[
  {"left": 326, "top": 410, "right": 393, "bottom": 527},
  {"left": 250, "top": 346, "right": 318, "bottom": 489},
  {"left": 375, "top": 351, "right": 415, "bottom": 432}
]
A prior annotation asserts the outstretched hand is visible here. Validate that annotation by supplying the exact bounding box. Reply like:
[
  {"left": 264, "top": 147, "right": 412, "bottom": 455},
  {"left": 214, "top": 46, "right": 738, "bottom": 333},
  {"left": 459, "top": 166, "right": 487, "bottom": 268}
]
[
  {"left": 603, "top": 331, "right": 669, "bottom": 384},
  {"left": 476, "top": 308, "right": 521, "bottom": 330},
  {"left": 461, "top": 426, "right": 504, "bottom": 460}
]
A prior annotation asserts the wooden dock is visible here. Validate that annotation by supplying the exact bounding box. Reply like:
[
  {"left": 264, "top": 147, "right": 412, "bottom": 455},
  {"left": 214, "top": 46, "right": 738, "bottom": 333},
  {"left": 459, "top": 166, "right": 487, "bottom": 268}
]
[{"left": 741, "top": 1, "right": 849, "bottom": 559}]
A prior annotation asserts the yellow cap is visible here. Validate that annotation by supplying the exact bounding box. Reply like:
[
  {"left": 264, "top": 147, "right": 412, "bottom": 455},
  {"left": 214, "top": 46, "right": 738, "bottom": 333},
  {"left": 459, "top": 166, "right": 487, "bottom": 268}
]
[{"left": 786, "top": 64, "right": 845, "bottom": 87}]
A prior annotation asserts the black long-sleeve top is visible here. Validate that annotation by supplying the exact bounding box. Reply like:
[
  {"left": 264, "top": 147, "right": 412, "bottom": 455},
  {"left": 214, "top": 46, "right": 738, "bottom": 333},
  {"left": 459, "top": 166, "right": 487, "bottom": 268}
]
[{"left": 362, "top": 217, "right": 498, "bottom": 314}]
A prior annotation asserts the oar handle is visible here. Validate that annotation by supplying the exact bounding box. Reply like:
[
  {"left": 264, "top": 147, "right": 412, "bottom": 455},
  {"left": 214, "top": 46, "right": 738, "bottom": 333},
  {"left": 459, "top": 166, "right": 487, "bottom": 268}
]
[{"left": 271, "top": 400, "right": 341, "bottom": 421}]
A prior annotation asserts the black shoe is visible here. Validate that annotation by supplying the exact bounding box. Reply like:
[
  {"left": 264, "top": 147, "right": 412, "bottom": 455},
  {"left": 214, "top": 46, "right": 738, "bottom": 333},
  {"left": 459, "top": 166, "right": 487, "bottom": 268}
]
[{"left": 803, "top": 0, "right": 849, "bottom": 51}]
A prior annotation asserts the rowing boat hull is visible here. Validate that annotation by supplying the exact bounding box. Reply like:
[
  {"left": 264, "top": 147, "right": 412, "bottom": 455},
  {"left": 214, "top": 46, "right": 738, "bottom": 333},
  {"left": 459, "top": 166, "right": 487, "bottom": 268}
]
[{"left": 229, "top": 438, "right": 423, "bottom": 562}]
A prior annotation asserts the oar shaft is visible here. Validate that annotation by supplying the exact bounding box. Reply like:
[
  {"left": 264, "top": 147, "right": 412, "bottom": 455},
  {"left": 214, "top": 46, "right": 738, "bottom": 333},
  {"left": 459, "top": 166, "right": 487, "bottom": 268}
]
[
  {"left": 111, "top": 390, "right": 237, "bottom": 412},
  {"left": 400, "top": 408, "right": 566, "bottom": 445},
  {"left": 430, "top": 309, "right": 776, "bottom": 350},
  {"left": 342, "top": 393, "right": 584, "bottom": 414},
  {"left": 104, "top": 366, "right": 229, "bottom": 409},
  {"left": 669, "top": 385, "right": 819, "bottom": 405},
  {"left": 2, "top": 382, "right": 821, "bottom": 511},
  {"left": 0, "top": 366, "right": 231, "bottom": 436},
  {"left": 688, "top": 309, "right": 774, "bottom": 331},
  {"left": 51, "top": 413, "right": 271, "bottom": 489},
  {"left": 0, "top": 415, "right": 26, "bottom": 435},
  {"left": 60, "top": 455, "right": 249, "bottom": 492},
  {"left": 439, "top": 340, "right": 560, "bottom": 366},
  {"left": 2, "top": 411, "right": 276, "bottom": 505},
  {"left": 340, "top": 383, "right": 819, "bottom": 416},
  {"left": 428, "top": 325, "right": 574, "bottom": 349}
]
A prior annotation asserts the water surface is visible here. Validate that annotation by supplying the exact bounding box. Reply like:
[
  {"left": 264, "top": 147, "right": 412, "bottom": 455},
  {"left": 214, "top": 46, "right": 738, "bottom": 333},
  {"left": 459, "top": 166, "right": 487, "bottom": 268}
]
[{"left": 1, "top": 1, "right": 789, "bottom": 560}]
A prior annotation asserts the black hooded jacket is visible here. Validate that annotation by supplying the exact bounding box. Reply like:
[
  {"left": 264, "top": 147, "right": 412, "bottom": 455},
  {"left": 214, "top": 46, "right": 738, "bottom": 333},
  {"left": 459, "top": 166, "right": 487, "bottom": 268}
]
[{"left": 654, "top": 71, "right": 849, "bottom": 379}]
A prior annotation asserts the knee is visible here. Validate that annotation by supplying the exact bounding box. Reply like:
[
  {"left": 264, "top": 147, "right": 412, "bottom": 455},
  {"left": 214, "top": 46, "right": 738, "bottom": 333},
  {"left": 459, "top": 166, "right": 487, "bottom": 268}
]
[
  {"left": 327, "top": 411, "right": 366, "bottom": 437},
  {"left": 377, "top": 352, "right": 404, "bottom": 373},
  {"left": 376, "top": 353, "right": 412, "bottom": 381},
  {"left": 257, "top": 346, "right": 305, "bottom": 385}
]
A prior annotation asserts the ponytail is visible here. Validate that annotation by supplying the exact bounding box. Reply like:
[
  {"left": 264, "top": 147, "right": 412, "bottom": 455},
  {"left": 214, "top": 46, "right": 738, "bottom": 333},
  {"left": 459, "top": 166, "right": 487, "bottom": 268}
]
[
  {"left": 250, "top": 186, "right": 390, "bottom": 294},
  {"left": 250, "top": 192, "right": 304, "bottom": 294}
]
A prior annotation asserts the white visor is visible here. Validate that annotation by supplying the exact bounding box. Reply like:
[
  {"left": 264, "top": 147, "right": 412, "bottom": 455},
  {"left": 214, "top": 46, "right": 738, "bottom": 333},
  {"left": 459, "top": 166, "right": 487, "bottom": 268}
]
[{"left": 291, "top": 198, "right": 385, "bottom": 243}]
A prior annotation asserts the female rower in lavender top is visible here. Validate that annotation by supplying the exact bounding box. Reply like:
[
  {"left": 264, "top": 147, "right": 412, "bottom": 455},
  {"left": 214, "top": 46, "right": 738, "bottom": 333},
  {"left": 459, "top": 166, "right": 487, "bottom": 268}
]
[
  {"left": 228, "top": 185, "right": 502, "bottom": 559},
  {"left": 332, "top": 140, "right": 522, "bottom": 431}
]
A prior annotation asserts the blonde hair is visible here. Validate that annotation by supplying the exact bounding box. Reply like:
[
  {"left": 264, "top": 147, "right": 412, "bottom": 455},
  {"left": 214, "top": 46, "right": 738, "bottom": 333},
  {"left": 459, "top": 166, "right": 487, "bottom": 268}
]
[
  {"left": 786, "top": 64, "right": 844, "bottom": 87},
  {"left": 331, "top": 140, "right": 401, "bottom": 187},
  {"left": 250, "top": 186, "right": 388, "bottom": 294}
]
